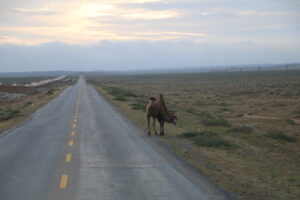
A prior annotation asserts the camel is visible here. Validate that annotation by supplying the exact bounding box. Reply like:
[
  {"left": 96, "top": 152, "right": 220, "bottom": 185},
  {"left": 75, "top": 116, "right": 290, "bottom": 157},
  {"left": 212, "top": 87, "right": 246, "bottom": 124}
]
[{"left": 146, "top": 94, "right": 177, "bottom": 136}]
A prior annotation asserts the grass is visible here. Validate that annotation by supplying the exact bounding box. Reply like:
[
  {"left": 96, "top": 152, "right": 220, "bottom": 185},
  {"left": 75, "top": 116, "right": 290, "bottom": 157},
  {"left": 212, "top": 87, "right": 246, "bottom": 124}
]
[
  {"left": 24, "top": 101, "right": 33, "bottom": 107},
  {"left": 87, "top": 71, "right": 300, "bottom": 200},
  {"left": 0, "top": 108, "right": 20, "bottom": 121},
  {"left": 104, "top": 86, "right": 138, "bottom": 102},
  {"left": 286, "top": 119, "right": 296, "bottom": 125},
  {"left": 46, "top": 89, "right": 55, "bottom": 95},
  {"left": 265, "top": 130, "right": 297, "bottom": 142},
  {"left": 130, "top": 103, "right": 145, "bottom": 110},
  {"left": 202, "top": 118, "right": 231, "bottom": 127},
  {"left": 179, "top": 131, "right": 236, "bottom": 149},
  {"left": 230, "top": 125, "right": 253, "bottom": 134},
  {"left": 105, "top": 86, "right": 137, "bottom": 97},
  {"left": 178, "top": 131, "right": 200, "bottom": 138},
  {"left": 113, "top": 96, "right": 127, "bottom": 101}
]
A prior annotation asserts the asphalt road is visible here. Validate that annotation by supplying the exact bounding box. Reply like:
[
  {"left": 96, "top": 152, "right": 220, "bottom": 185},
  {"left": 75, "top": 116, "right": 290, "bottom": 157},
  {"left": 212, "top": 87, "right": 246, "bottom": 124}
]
[{"left": 0, "top": 77, "right": 237, "bottom": 200}]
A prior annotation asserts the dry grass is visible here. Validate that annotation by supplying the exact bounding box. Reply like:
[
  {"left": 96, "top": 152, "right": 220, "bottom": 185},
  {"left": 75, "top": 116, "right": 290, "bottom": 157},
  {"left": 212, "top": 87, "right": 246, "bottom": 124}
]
[{"left": 87, "top": 71, "right": 300, "bottom": 200}]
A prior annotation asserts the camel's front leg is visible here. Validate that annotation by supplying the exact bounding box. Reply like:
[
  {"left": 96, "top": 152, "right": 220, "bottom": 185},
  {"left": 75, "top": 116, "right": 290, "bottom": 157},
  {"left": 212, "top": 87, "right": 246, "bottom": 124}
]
[
  {"left": 159, "top": 121, "right": 165, "bottom": 136},
  {"left": 147, "top": 115, "right": 151, "bottom": 135},
  {"left": 153, "top": 118, "right": 158, "bottom": 135}
]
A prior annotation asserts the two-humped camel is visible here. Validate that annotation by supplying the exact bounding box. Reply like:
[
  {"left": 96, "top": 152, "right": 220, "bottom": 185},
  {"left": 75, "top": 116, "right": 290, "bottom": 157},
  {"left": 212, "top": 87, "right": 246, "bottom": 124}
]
[{"left": 146, "top": 94, "right": 177, "bottom": 136}]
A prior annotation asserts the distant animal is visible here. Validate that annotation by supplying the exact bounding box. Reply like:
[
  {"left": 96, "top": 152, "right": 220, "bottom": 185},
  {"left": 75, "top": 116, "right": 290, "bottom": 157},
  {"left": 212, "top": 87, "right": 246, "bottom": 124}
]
[{"left": 146, "top": 94, "right": 177, "bottom": 136}]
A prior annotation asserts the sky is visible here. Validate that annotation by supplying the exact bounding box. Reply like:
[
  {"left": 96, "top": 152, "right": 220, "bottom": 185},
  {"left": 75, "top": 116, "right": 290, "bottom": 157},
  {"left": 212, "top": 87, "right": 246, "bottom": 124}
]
[{"left": 0, "top": 0, "right": 300, "bottom": 72}]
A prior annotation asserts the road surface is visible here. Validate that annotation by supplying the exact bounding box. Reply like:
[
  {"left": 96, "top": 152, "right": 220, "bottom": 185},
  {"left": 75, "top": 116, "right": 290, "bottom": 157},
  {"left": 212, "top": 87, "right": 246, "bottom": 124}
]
[{"left": 0, "top": 77, "right": 237, "bottom": 200}]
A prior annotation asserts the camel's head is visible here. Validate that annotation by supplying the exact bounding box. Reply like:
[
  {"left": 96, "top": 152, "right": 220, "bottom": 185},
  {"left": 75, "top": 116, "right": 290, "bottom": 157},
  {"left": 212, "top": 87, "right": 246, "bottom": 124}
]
[{"left": 169, "top": 113, "right": 177, "bottom": 125}]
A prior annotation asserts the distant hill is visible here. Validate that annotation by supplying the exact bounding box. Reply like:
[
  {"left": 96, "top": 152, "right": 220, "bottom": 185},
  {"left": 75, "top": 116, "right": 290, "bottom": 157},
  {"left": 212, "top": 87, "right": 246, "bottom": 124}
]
[
  {"left": 0, "top": 71, "right": 81, "bottom": 78},
  {"left": 0, "top": 63, "right": 299, "bottom": 77}
]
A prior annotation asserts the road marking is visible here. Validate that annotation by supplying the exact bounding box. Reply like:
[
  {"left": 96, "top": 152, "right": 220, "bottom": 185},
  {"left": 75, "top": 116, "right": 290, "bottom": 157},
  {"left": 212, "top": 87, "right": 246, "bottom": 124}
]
[
  {"left": 71, "top": 131, "right": 75, "bottom": 136},
  {"left": 72, "top": 124, "right": 76, "bottom": 128},
  {"left": 59, "top": 175, "right": 68, "bottom": 189},
  {"left": 68, "top": 140, "right": 74, "bottom": 146},
  {"left": 65, "top": 153, "right": 72, "bottom": 162}
]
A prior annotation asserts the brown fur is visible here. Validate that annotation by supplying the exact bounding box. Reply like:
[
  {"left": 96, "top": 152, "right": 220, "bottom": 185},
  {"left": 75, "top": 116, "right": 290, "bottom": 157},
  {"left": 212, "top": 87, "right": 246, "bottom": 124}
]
[{"left": 146, "top": 94, "right": 177, "bottom": 136}]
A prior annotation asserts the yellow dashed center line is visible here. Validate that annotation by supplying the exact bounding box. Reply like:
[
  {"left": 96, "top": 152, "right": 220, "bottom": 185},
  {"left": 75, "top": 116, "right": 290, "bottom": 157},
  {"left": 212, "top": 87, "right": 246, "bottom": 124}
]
[
  {"left": 58, "top": 89, "right": 81, "bottom": 189},
  {"left": 65, "top": 153, "right": 72, "bottom": 162},
  {"left": 68, "top": 140, "right": 74, "bottom": 146},
  {"left": 59, "top": 175, "right": 68, "bottom": 189}
]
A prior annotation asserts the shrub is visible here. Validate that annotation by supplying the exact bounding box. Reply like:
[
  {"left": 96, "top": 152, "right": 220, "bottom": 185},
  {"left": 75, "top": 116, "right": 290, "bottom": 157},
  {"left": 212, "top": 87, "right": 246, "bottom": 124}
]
[
  {"left": 202, "top": 118, "right": 231, "bottom": 127},
  {"left": 193, "top": 136, "right": 235, "bottom": 149},
  {"left": 220, "top": 102, "right": 230, "bottom": 106},
  {"left": 286, "top": 119, "right": 296, "bottom": 125},
  {"left": 178, "top": 131, "right": 236, "bottom": 149},
  {"left": 0, "top": 108, "right": 20, "bottom": 121},
  {"left": 106, "top": 87, "right": 137, "bottom": 98},
  {"left": 265, "top": 130, "right": 297, "bottom": 142},
  {"left": 178, "top": 131, "right": 199, "bottom": 138},
  {"left": 230, "top": 125, "right": 253, "bottom": 134},
  {"left": 47, "top": 89, "right": 55, "bottom": 95},
  {"left": 220, "top": 107, "right": 231, "bottom": 112},
  {"left": 185, "top": 108, "right": 196, "bottom": 114},
  {"left": 199, "top": 111, "right": 214, "bottom": 119},
  {"left": 5, "top": 109, "right": 20, "bottom": 115},
  {"left": 113, "top": 96, "right": 127, "bottom": 101},
  {"left": 130, "top": 103, "right": 145, "bottom": 110},
  {"left": 293, "top": 108, "right": 300, "bottom": 115},
  {"left": 24, "top": 101, "right": 33, "bottom": 107}
]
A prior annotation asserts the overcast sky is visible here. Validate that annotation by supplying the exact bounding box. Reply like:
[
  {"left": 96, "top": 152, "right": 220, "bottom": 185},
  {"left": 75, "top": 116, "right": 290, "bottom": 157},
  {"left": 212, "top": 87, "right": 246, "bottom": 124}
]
[{"left": 0, "top": 0, "right": 299, "bottom": 72}]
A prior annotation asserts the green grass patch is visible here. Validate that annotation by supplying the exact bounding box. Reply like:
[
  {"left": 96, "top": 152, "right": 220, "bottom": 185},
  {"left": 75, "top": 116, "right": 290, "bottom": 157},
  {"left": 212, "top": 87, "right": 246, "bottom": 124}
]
[
  {"left": 113, "top": 96, "right": 127, "bottom": 101},
  {"left": 265, "top": 130, "right": 297, "bottom": 142},
  {"left": 230, "top": 125, "right": 253, "bottom": 133},
  {"left": 220, "top": 107, "right": 231, "bottom": 112},
  {"left": 0, "top": 108, "right": 20, "bottom": 121},
  {"left": 105, "top": 86, "right": 137, "bottom": 98},
  {"left": 286, "top": 119, "right": 296, "bottom": 125},
  {"left": 220, "top": 102, "right": 230, "bottom": 106},
  {"left": 130, "top": 103, "right": 145, "bottom": 110},
  {"left": 202, "top": 118, "right": 231, "bottom": 127},
  {"left": 178, "top": 131, "right": 236, "bottom": 149},
  {"left": 105, "top": 86, "right": 139, "bottom": 102},
  {"left": 24, "top": 101, "right": 33, "bottom": 107},
  {"left": 47, "top": 89, "right": 55, "bottom": 95},
  {"left": 199, "top": 111, "right": 214, "bottom": 119},
  {"left": 178, "top": 131, "right": 201, "bottom": 138}
]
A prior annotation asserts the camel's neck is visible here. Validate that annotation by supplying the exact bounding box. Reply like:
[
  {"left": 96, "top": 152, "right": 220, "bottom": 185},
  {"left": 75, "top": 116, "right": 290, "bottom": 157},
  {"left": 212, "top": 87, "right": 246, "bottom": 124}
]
[{"left": 160, "top": 103, "right": 172, "bottom": 122}]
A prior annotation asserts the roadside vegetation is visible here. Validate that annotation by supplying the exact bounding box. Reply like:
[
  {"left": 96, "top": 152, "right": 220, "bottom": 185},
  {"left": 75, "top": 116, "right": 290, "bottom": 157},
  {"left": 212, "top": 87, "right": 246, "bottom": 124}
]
[
  {"left": 87, "top": 71, "right": 300, "bottom": 200},
  {"left": 0, "top": 77, "right": 76, "bottom": 134}
]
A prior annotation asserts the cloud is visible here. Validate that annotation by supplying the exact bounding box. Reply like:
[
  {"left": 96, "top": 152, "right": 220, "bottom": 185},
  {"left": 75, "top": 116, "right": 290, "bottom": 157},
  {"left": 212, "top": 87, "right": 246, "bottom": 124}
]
[
  {"left": 81, "top": 4, "right": 182, "bottom": 20},
  {"left": 0, "top": 0, "right": 299, "bottom": 72},
  {"left": 11, "top": 7, "right": 59, "bottom": 15}
]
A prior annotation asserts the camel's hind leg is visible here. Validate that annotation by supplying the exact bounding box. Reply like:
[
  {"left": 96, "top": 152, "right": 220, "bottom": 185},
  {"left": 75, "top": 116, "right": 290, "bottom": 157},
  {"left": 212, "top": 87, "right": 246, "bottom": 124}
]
[
  {"left": 147, "top": 115, "right": 151, "bottom": 135},
  {"left": 153, "top": 118, "right": 158, "bottom": 135},
  {"left": 159, "top": 121, "right": 165, "bottom": 136}
]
